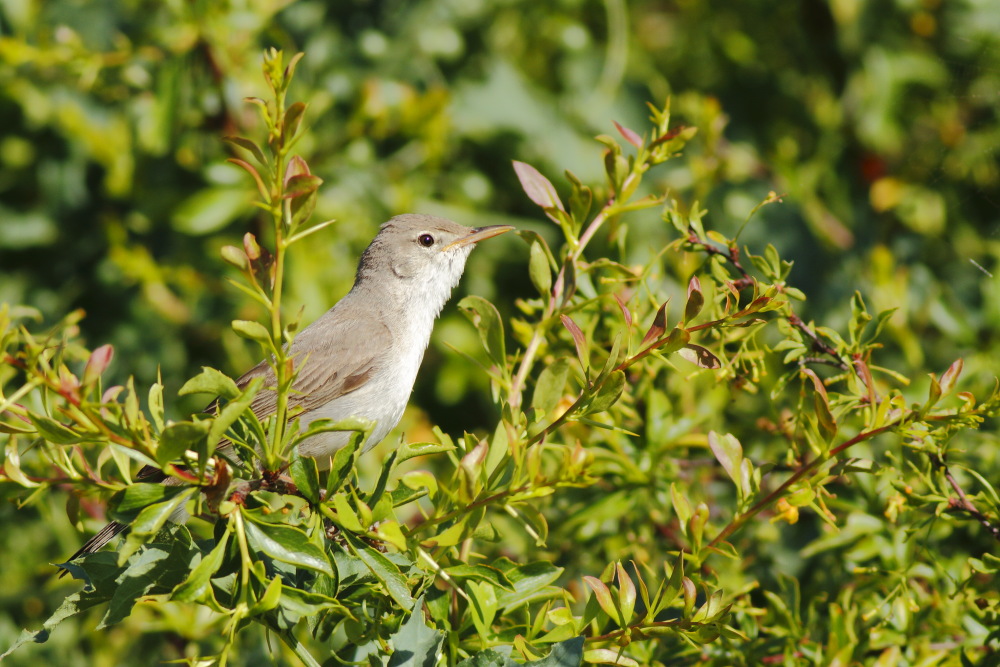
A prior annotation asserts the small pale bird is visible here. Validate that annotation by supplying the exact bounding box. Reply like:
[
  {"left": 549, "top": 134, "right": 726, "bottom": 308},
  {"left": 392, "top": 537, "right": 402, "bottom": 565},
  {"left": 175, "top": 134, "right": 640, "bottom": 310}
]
[{"left": 68, "top": 214, "right": 513, "bottom": 561}]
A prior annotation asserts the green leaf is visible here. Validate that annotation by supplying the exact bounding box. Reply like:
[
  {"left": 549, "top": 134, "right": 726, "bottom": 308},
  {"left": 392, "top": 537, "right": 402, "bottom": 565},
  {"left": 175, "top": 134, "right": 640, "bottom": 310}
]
[
  {"left": 345, "top": 533, "right": 415, "bottom": 611},
  {"left": 223, "top": 135, "right": 267, "bottom": 165},
  {"left": 171, "top": 526, "right": 232, "bottom": 603},
  {"left": 584, "top": 370, "right": 625, "bottom": 415},
  {"left": 468, "top": 580, "right": 499, "bottom": 639},
  {"left": 232, "top": 319, "right": 273, "bottom": 344},
  {"left": 289, "top": 453, "right": 321, "bottom": 504},
  {"left": 206, "top": 377, "right": 262, "bottom": 456},
  {"left": 326, "top": 428, "right": 363, "bottom": 495},
  {"left": 156, "top": 420, "right": 210, "bottom": 468},
  {"left": 583, "top": 649, "right": 638, "bottom": 666},
  {"left": 529, "top": 240, "right": 552, "bottom": 296},
  {"left": 565, "top": 170, "right": 593, "bottom": 228},
  {"left": 708, "top": 431, "right": 743, "bottom": 491},
  {"left": 282, "top": 101, "right": 308, "bottom": 141},
  {"left": 173, "top": 187, "right": 251, "bottom": 235},
  {"left": 179, "top": 366, "right": 241, "bottom": 400},
  {"left": 28, "top": 414, "right": 82, "bottom": 444},
  {"left": 459, "top": 295, "right": 507, "bottom": 371},
  {"left": 494, "top": 559, "right": 564, "bottom": 612},
  {"left": 445, "top": 564, "right": 515, "bottom": 591},
  {"left": 670, "top": 482, "right": 692, "bottom": 531},
  {"left": 104, "top": 535, "right": 196, "bottom": 628},
  {"left": 242, "top": 511, "right": 334, "bottom": 577},
  {"left": 523, "top": 637, "right": 584, "bottom": 666},
  {"left": 114, "top": 483, "right": 189, "bottom": 518},
  {"left": 388, "top": 597, "right": 444, "bottom": 667},
  {"left": 395, "top": 439, "right": 456, "bottom": 465},
  {"left": 119, "top": 488, "right": 196, "bottom": 564},
  {"left": 456, "top": 649, "right": 517, "bottom": 667},
  {"left": 616, "top": 562, "right": 636, "bottom": 626},
  {"left": 532, "top": 357, "right": 572, "bottom": 416}
]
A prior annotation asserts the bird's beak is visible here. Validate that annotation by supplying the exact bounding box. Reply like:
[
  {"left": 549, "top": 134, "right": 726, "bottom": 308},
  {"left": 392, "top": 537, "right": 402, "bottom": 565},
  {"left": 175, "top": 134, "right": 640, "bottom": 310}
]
[{"left": 442, "top": 225, "right": 515, "bottom": 251}]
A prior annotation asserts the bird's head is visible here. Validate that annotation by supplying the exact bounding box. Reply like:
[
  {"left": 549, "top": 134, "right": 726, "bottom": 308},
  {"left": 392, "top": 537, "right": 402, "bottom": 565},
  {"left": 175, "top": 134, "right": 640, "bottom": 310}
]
[{"left": 355, "top": 214, "right": 513, "bottom": 298}]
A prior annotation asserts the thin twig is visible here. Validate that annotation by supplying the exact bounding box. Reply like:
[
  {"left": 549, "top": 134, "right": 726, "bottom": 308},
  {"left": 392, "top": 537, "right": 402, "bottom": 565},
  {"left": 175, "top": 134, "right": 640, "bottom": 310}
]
[{"left": 935, "top": 455, "right": 1000, "bottom": 543}]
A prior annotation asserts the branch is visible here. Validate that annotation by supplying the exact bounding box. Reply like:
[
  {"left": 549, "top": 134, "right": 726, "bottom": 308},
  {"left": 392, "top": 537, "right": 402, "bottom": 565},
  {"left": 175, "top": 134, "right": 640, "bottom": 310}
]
[{"left": 934, "top": 454, "right": 1000, "bottom": 543}]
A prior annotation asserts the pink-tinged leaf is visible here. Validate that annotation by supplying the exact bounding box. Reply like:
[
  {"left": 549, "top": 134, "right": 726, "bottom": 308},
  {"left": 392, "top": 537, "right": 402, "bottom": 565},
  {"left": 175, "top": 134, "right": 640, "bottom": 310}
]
[
  {"left": 614, "top": 293, "right": 633, "bottom": 329},
  {"left": 800, "top": 368, "right": 836, "bottom": 435},
  {"left": 678, "top": 344, "right": 721, "bottom": 369},
  {"left": 853, "top": 355, "right": 876, "bottom": 406},
  {"left": 940, "top": 358, "right": 963, "bottom": 394},
  {"left": 583, "top": 576, "right": 620, "bottom": 623},
  {"left": 58, "top": 366, "right": 81, "bottom": 402},
  {"left": 560, "top": 314, "right": 587, "bottom": 367},
  {"left": 683, "top": 276, "right": 704, "bottom": 323},
  {"left": 282, "top": 174, "right": 323, "bottom": 200},
  {"left": 801, "top": 370, "right": 836, "bottom": 436},
  {"left": 460, "top": 439, "right": 489, "bottom": 477},
  {"left": 681, "top": 576, "right": 697, "bottom": 613},
  {"left": 101, "top": 386, "right": 124, "bottom": 403},
  {"left": 285, "top": 155, "right": 311, "bottom": 181},
  {"left": 650, "top": 124, "right": 689, "bottom": 147},
  {"left": 227, "top": 158, "right": 269, "bottom": 201},
  {"left": 243, "top": 233, "right": 262, "bottom": 261},
  {"left": 800, "top": 368, "right": 829, "bottom": 402},
  {"left": 83, "top": 344, "right": 114, "bottom": 385},
  {"left": 640, "top": 301, "right": 669, "bottom": 347},
  {"left": 512, "top": 161, "right": 565, "bottom": 213},
  {"left": 613, "top": 120, "right": 643, "bottom": 149}
]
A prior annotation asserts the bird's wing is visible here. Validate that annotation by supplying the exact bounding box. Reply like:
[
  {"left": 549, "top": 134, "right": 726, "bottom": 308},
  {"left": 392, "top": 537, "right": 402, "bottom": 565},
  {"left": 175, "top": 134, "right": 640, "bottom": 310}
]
[{"left": 237, "top": 314, "right": 392, "bottom": 421}]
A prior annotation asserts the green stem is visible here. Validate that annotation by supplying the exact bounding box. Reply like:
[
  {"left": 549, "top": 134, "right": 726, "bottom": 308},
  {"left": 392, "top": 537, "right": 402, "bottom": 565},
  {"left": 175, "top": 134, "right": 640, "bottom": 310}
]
[{"left": 266, "top": 81, "right": 290, "bottom": 470}]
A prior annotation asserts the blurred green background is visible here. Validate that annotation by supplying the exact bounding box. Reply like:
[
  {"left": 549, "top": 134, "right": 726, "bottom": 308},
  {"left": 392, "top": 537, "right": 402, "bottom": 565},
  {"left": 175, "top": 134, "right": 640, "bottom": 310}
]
[{"left": 1, "top": 0, "right": 998, "bottom": 663}]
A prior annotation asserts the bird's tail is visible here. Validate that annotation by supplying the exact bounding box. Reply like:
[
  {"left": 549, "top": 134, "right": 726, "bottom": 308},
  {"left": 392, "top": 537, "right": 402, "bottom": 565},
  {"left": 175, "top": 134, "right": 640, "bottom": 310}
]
[{"left": 58, "top": 521, "right": 128, "bottom": 578}]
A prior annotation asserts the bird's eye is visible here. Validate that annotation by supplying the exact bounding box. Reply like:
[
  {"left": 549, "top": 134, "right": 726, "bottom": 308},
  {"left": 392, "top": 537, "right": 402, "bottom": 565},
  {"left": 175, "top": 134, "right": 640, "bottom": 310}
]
[{"left": 417, "top": 233, "right": 435, "bottom": 247}]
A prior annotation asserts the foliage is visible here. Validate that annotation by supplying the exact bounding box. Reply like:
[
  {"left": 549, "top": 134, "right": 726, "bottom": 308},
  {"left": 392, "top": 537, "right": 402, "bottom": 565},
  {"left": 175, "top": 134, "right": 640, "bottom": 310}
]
[
  {"left": 2, "top": 42, "right": 1000, "bottom": 666},
  {"left": 3, "top": 1, "right": 1000, "bottom": 665}
]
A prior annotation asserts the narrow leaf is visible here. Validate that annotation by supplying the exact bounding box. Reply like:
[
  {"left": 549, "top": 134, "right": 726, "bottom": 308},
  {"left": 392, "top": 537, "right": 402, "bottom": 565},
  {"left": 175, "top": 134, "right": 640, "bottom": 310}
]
[
  {"left": 585, "top": 371, "right": 625, "bottom": 415},
  {"left": 683, "top": 276, "right": 704, "bottom": 322},
  {"left": 614, "top": 293, "right": 632, "bottom": 329},
  {"left": 678, "top": 344, "right": 721, "bottom": 369},
  {"left": 560, "top": 314, "right": 588, "bottom": 368},
  {"left": 641, "top": 301, "right": 669, "bottom": 347},
  {"left": 512, "top": 161, "right": 565, "bottom": 212},
  {"left": 82, "top": 344, "right": 114, "bottom": 385},
  {"left": 223, "top": 135, "right": 267, "bottom": 165},
  {"left": 528, "top": 241, "right": 552, "bottom": 296},
  {"left": 613, "top": 120, "right": 643, "bottom": 148},
  {"left": 583, "top": 576, "right": 620, "bottom": 624}
]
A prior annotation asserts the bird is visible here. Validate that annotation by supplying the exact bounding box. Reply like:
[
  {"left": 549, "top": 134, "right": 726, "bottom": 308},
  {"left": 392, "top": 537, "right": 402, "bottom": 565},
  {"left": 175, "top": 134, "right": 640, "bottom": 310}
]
[{"left": 67, "top": 214, "right": 514, "bottom": 562}]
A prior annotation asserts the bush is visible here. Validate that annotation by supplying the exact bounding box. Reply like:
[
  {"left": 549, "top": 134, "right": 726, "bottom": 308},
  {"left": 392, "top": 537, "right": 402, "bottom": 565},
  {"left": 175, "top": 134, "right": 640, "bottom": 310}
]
[{"left": 3, "top": 48, "right": 999, "bottom": 666}]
